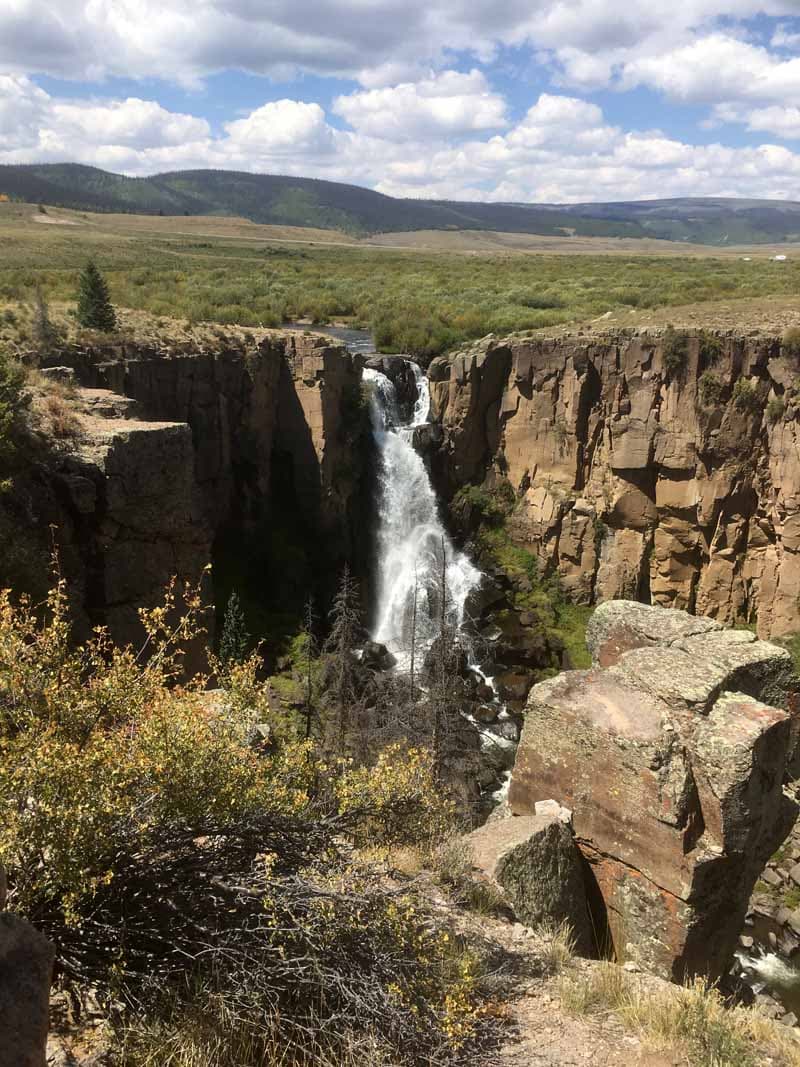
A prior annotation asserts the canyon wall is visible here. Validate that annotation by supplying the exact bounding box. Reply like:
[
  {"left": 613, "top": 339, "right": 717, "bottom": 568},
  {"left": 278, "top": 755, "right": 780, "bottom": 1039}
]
[
  {"left": 30, "top": 331, "right": 365, "bottom": 649},
  {"left": 429, "top": 330, "right": 800, "bottom": 639}
]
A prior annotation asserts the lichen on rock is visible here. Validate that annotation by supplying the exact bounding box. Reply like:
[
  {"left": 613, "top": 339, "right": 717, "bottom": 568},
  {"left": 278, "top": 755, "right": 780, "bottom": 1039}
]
[{"left": 508, "top": 600, "right": 799, "bottom": 982}]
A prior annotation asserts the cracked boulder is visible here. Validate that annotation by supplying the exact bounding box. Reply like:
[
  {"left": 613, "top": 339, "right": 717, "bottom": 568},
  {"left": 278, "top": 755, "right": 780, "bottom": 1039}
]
[
  {"left": 468, "top": 812, "right": 594, "bottom": 955},
  {"left": 508, "top": 601, "right": 798, "bottom": 981}
]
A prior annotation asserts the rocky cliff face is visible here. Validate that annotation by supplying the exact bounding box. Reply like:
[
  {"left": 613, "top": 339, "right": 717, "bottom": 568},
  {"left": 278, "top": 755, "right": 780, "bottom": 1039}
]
[
  {"left": 508, "top": 600, "right": 798, "bottom": 981},
  {"left": 429, "top": 330, "right": 800, "bottom": 639},
  {"left": 30, "top": 331, "right": 366, "bottom": 651},
  {"left": 52, "top": 390, "right": 210, "bottom": 656},
  {"left": 87, "top": 332, "right": 364, "bottom": 549}
]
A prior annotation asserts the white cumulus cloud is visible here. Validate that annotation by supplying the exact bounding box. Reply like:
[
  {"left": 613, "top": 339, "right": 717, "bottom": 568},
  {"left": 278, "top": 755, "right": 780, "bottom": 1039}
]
[{"left": 333, "top": 70, "right": 507, "bottom": 141}]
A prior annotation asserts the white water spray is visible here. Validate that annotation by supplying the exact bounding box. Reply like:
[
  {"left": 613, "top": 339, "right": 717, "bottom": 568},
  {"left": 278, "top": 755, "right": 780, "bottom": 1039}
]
[
  {"left": 364, "top": 363, "right": 481, "bottom": 667},
  {"left": 736, "top": 949, "right": 800, "bottom": 994}
]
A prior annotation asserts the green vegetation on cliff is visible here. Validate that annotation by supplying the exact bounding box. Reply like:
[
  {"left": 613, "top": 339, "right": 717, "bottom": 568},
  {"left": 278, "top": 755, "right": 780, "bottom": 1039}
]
[{"left": 452, "top": 483, "right": 592, "bottom": 672}]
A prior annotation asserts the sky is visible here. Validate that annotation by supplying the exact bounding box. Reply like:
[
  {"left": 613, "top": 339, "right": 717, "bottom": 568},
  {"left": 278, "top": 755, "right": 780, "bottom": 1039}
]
[{"left": 3, "top": 1, "right": 800, "bottom": 203}]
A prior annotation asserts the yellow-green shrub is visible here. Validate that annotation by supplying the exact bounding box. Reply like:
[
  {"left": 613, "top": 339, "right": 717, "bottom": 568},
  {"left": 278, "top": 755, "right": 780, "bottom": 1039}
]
[
  {"left": 335, "top": 743, "right": 455, "bottom": 847},
  {"left": 0, "top": 576, "right": 311, "bottom": 917}
]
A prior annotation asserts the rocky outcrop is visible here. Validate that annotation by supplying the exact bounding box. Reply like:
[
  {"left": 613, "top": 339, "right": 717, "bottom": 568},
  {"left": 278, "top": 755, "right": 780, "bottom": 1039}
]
[
  {"left": 469, "top": 808, "right": 593, "bottom": 955},
  {"left": 0, "top": 908, "right": 54, "bottom": 1067},
  {"left": 88, "top": 332, "right": 364, "bottom": 548},
  {"left": 52, "top": 392, "right": 211, "bottom": 660},
  {"left": 429, "top": 330, "right": 800, "bottom": 639},
  {"left": 507, "top": 600, "right": 798, "bottom": 981},
  {"left": 26, "top": 330, "right": 366, "bottom": 653}
]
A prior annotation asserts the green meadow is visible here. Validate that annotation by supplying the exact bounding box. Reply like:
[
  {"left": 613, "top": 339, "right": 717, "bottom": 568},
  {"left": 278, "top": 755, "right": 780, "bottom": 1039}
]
[{"left": 2, "top": 206, "right": 799, "bottom": 357}]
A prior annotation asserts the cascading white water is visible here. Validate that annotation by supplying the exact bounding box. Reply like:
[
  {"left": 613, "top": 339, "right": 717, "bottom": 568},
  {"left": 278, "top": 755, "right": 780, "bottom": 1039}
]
[{"left": 364, "top": 363, "right": 481, "bottom": 667}]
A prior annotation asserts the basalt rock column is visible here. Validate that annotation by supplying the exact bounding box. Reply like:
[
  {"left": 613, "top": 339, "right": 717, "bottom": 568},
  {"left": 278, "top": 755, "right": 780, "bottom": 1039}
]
[
  {"left": 428, "top": 330, "right": 800, "bottom": 639},
  {"left": 508, "top": 600, "right": 798, "bottom": 981}
]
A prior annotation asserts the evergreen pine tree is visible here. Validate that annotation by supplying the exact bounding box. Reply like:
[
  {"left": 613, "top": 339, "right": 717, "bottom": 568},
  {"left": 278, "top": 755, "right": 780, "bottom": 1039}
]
[
  {"left": 76, "top": 261, "right": 117, "bottom": 332},
  {"left": 219, "top": 591, "right": 249, "bottom": 668}
]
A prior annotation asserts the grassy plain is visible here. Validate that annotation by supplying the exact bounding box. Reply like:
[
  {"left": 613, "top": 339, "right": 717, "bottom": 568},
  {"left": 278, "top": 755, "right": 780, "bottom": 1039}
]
[{"left": 2, "top": 202, "right": 800, "bottom": 358}]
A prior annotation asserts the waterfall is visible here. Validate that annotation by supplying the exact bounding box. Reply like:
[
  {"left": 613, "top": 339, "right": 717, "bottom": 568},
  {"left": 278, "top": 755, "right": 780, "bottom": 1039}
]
[{"left": 364, "top": 363, "right": 481, "bottom": 668}]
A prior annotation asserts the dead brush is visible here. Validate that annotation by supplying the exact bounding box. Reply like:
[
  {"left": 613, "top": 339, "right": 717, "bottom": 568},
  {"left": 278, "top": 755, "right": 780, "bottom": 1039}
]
[{"left": 43, "top": 390, "right": 82, "bottom": 438}]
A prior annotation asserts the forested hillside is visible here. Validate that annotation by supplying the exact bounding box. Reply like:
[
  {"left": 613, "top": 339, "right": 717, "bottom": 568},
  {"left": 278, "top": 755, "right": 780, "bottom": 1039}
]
[{"left": 3, "top": 163, "right": 800, "bottom": 243}]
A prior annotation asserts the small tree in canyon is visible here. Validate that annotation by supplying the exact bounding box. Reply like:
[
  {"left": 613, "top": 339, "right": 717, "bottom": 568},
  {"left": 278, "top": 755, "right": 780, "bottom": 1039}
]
[
  {"left": 218, "top": 590, "right": 250, "bottom": 670},
  {"left": 323, "top": 564, "right": 368, "bottom": 753},
  {"left": 31, "top": 286, "right": 60, "bottom": 358},
  {"left": 426, "top": 542, "right": 468, "bottom": 784},
  {"left": 300, "top": 594, "right": 319, "bottom": 740}
]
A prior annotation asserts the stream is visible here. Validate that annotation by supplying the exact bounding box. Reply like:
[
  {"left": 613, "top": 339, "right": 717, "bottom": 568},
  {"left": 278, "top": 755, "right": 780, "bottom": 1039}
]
[{"left": 282, "top": 321, "right": 376, "bottom": 356}]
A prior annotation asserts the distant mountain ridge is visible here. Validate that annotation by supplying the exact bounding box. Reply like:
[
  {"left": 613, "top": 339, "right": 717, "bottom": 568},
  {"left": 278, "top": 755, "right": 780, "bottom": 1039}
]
[{"left": 2, "top": 162, "right": 800, "bottom": 245}]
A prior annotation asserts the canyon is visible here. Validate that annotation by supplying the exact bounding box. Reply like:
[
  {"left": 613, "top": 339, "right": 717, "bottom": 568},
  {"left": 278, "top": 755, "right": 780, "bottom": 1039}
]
[
  {"left": 21, "top": 324, "right": 800, "bottom": 660},
  {"left": 5, "top": 320, "right": 800, "bottom": 1060}
]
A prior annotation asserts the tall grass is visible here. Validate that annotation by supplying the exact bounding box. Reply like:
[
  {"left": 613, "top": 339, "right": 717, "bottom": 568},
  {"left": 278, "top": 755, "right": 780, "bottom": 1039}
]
[{"left": 559, "top": 964, "right": 800, "bottom": 1067}]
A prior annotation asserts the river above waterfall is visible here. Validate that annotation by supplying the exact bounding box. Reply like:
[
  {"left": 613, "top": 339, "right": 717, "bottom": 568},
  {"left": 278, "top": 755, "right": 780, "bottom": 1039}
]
[{"left": 283, "top": 322, "right": 375, "bottom": 355}]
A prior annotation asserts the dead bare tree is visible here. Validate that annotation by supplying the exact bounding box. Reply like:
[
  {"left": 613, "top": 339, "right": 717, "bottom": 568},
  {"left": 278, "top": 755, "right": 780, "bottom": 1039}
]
[
  {"left": 323, "top": 565, "right": 370, "bottom": 757},
  {"left": 301, "top": 595, "right": 318, "bottom": 740}
]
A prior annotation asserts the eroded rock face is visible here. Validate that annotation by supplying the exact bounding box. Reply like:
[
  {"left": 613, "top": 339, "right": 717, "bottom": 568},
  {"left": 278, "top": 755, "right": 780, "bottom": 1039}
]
[
  {"left": 429, "top": 331, "right": 800, "bottom": 639},
  {"left": 91, "top": 332, "right": 363, "bottom": 549},
  {"left": 35, "top": 331, "right": 364, "bottom": 654},
  {"left": 468, "top": 811, "right": 593, "bottom": 955},
  {"left": 508, "top": 601, "right": 798, "bottom": 981},
  {"left": 53, "top": 407, "right": 211, "bottom": 665}
]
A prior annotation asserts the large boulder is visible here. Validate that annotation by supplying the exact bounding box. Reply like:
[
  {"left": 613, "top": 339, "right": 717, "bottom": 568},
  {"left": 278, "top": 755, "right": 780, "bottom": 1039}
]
[
  {"left": 508, "top": 601, "right": 799, "bottom": 981},
  {"left": 468, "top": 812, "right": 593, "bottom": 955},
  {"left": 0, "top": 912, "right": 54, "bottom": 1067}
]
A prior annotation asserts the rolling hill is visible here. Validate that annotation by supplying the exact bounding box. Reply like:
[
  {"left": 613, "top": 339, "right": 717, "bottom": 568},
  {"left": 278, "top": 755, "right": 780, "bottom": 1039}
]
[{"left": 2, "top": 163, "right": 800, "bottom": 245}]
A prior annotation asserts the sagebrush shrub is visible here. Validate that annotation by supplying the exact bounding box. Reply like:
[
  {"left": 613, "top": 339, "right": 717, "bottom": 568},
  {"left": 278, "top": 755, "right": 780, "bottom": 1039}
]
[{"left": 0, "top": 574, "right": 490, "bottom": 1064}]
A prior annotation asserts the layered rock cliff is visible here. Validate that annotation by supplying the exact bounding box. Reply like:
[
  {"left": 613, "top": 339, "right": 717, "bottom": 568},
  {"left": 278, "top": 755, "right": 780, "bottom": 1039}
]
[
  {"left": 429, "top": 330, "right": 800, "bottom": 640},
  {"left": 21, "top": 331, "right": 366, "bottom": 651}
]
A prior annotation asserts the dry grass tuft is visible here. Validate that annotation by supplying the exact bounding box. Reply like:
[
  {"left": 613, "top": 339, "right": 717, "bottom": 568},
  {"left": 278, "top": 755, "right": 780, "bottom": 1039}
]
[
  {"left": 558, "top": 961, "right": 627, "bottom": 1016},
  {"left": 527, "top": 920, "right": 576, "bottom": 976},
  {"left": 559, "top": 964, "right": 800, "bottom": 1067},
  {"left": 430, "top": 836, "right": 507, "bottom": 916},
  {"left": 28, "top": 373, "right": 83, "bottom": 439},
  {"left": 431, "top": 835, "right": 474, "bottom": 888},
  {"left": 43, "top": 391, "right": 82, "bottom": 438}
]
